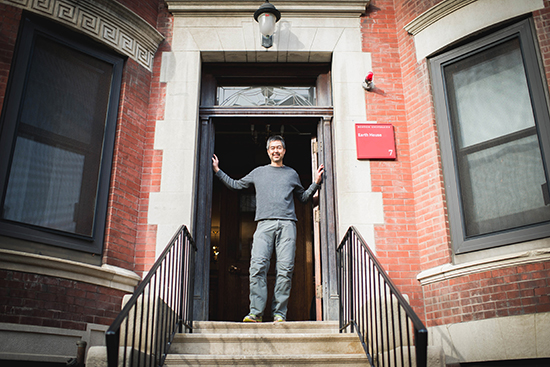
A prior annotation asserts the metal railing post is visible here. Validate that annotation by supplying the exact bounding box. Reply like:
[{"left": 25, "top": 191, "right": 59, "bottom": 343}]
[
  {"left": 105, "top": 225, "right": 197, "bottom": 367},
  {"left": 337, "top": 226, "right": 428, "bottom": 367}
]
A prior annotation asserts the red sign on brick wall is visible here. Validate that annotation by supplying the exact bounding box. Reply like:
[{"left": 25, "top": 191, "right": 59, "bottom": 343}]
[{"left": 355, "top": 123, "right": 396, "bottom": 159}]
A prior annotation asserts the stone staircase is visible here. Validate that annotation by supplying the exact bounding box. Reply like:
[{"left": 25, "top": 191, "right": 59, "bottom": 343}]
[{"left": 163, "top": 320, "right": 370, "bottom": 366}]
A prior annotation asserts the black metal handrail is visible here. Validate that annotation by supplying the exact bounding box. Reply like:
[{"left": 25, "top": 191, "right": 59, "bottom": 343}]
[
  {"left": 105, "top": 225, "right": 196, "bottom": 367},
  {"left": 337, "top": 226, "right": 428, "bottom": 367}
]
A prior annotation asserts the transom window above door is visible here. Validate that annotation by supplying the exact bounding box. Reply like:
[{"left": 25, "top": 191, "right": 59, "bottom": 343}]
[
  {"left": 217, "top": 86, "right": 316, "bottom": 106},
  {"left": 200, "top": 63, "right": 331, "bottom": 107}
]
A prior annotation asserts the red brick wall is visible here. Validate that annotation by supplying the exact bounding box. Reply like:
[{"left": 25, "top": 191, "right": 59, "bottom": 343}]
[
  {"left": 362, "top": 0, "right": 425, "bottom": 318},
  {"left": 391, "top": 0, "right": 452, "bottom": 271},
  {"left": 102, "top": 57, "right": 152, "bottom": 270},
  {"left": 134, "top": 1, "right": 173, "bottom": 274},
  {"left": 364, "top": 0, "right": 550, "bottom": 327},
  {"left": 117, "top": 0, "right": 159, "bottom": 28},
  {"left": 103, "top": 0, "right": 170, "bottom": 272},
  {"left": 423, "top": 262, "right": 550, "bottom": 327},
  {"left": 368, "top": 0, "right": 550, "bottom": 329},
  {"left": 535, "top": 2, "right": 550, "bottom": 105},
  {"left": 0, "top": 270, "right": 126, "bottom": 329},
  {"left": 0, "top": 4, "right": 21, "bottom": 109}
]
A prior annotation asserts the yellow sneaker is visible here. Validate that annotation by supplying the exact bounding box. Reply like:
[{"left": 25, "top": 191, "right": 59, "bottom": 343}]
[
  {"left": 243, "top": 314, "right": 262, "bottom": 322},
  {"left": 273, "top": 314, "right": 285, "bottom": 323}
]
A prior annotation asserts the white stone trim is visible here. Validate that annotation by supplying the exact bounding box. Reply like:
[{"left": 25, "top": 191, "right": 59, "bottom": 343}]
[
  {"left": 417, "top": 247, "right": 550, "bottom": 285},
  {"left": 0, "top": 0, "right": 164, "bottom": 71},
  {"left": 0, "top": 249, "right": 140, "bottom": 292},
  {"left": 166, "top": 0, "right": 370, "bottom": 17},
  {"left": 429, "top": 312, "right": 550, "bottom": 363},
  {"left": 0, "top": 322, "right": 109, "bottom": 363},
  {"left": 154, "top": 13, "right": 382, "bottom": 252},
  {"left": 408, "top": 0, "right": 545, "bottom": 61},
  {"left": 404, "top": 0, "right": 478, "bottom": 36}
]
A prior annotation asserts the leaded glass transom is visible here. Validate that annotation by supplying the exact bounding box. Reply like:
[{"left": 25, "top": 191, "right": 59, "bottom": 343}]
[{"left": 217, "top": 86, "right": 316, "bottom": 106}]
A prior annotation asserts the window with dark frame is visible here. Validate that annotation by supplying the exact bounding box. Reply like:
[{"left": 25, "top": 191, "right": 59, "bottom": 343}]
[
  {"left": 430, "top": 18, "right": 550, "bottom": 254},
  {"left": 0, "top": 15, "right": 123, "bottom": 254}
]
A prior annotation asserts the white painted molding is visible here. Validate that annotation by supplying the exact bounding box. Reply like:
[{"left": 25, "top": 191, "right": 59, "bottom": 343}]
[
  {"left": 417, "top": 247, "right": 550, "bottom": 285},
  {"left": 404, "top": 0, "right": 477, "bottom": 36},
  {"left": 0, "top": 249, "right": 140, "bottom": 292},
  {"left": 0, "top": 323, "right": 84, "bottom": 363},
  {"left": 166, "top": 0, "right": 370, "bottom": 17},
  {"left": 429, "top": 313, "right": 550, "bottom": 362},
  {"left": 0, "top": 0, "right": 164, "bottom": 71}
]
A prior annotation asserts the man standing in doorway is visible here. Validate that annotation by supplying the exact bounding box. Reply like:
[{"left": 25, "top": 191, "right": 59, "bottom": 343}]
[{"left": 212, "top": 135, "right": 324, "bottom": 323}]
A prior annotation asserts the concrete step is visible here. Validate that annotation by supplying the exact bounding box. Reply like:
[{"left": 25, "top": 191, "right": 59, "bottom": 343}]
[
  {"left": 192, "top": 320, "right": 340, "bottom": 334},
  {"left": 167, "top": 321, "right": 369, "bottom": 366},
  {"left": 171, "top": 333, "right": 365, "bottom": 355},
  {"left": 164, "top": 353, "right": 369, "bottom": 366}
]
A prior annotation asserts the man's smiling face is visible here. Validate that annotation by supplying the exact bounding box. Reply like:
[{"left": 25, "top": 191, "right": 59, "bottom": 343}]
[{"left": 267, "top": 139, "right": 286, "bottom": 166}]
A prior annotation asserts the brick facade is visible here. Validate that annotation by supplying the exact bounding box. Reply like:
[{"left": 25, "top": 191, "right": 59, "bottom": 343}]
[
  {"left": 535, "top": 1, "right": 550, "bottom": 106},
  {"left": 1, "top": 0, "right": 549, "bottom": 346},
  {"left": 362, "top": 0, "right": 431, "bottom": 319},
  {"left": 134, "top": 1, "right": 172, "bottom": 274},
  {"left": 363, "top": 0, "right": 550, "bottom": 328},
  {"left": 102, "top": 57, "right": 152, "bottom": 270},
  {"left": 423, "top": 262, "right": 550, "bottom": 327},
  {"left": 0, "top": 4, "right": 21, "bottom": 112},
  {"left": 0, "top": 1, "right": 163, "bottom": 328},
  {"left": 118, "top": 0, "right": 159, "bottom": 28},
  {"left": 98, "top": 0, "right": 171, "bottom": 271},
  {"left": 0, "top": 270, "right": 126, "bottom": 329}
]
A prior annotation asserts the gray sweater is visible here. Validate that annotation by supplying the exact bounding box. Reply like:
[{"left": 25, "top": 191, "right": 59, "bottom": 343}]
[{"left": 215, "top": 165, "right": 320, "bottom": 222}]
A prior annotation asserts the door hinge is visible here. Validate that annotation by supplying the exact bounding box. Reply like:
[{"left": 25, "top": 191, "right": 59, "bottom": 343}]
[
  {"left": 316, "top": 284, "right": 323, "bottom": 299},
  {"left": 312, "top": 141, "right": 318, "bottom": 154}
]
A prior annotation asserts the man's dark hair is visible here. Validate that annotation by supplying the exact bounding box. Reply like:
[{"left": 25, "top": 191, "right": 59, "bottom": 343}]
[{"left": 266, "top": 135, "right": 286, "bottom": 150}]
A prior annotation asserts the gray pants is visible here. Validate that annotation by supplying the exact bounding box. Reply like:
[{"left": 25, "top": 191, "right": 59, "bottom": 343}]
[{"left": 249, "top": 219, "right": 297, "bottom": 319}]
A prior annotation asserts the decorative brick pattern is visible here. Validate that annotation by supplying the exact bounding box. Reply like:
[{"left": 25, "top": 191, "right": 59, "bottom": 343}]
[
  {"left": 423, "top": 262, "right": 550, "bottom": 327},
  {"left": 0, "top": 270, "right": 126, "bottom": 329}
]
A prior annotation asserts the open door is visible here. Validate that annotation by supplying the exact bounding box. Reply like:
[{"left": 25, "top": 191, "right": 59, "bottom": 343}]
[
  {"left": 208, "top": 118, "right": 317, "bottom": 321},
  {"left": 311, "top": 137, "right": 323, "bottom": 320},
  {"left": 192, "top": 116, "right": 215, "bottom": 321},
  {"left": 193, "top": 114, "right": 338, "bottom": 321}
]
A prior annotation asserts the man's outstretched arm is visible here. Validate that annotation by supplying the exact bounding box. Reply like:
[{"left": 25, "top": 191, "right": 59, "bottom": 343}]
[{"left": 212, "top": 154, "right": 253, "bottom": 190}]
